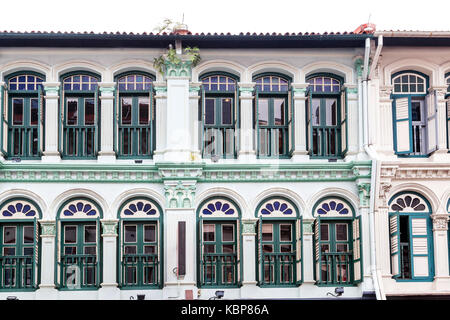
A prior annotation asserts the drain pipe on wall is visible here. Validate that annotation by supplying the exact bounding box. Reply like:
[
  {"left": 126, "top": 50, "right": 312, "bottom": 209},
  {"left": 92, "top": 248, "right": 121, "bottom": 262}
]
[{"left": 362, "top": 36, "right": 385, "bottom": 300}]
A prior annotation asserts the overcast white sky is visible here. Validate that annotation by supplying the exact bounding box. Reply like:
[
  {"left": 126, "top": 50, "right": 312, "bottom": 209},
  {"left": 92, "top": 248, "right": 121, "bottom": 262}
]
[{"left": 0, "top": 0, "right": 448, "bottom": 34}]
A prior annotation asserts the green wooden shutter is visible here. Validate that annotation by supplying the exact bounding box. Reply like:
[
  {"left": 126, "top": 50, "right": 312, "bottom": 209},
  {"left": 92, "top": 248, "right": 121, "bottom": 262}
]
[
  {"left": 410, "top": 217, "right": 431, "bottom": 279},
  {"left": 288, "top": 87, "right": 294, "bottom": 155},
  {"left": 94, "top": 88, "right": 99, "bottom": 156},
  {"left": 425, "top": 90, "right": 438, "bottom": 154},
  {"left": 313, "top": 216, "right": 321, "bottom": 282},
  {"left": 296, "top": 216, "right": 303, "bottom": 285},
  {"left": 113, "top": 87, "right": 119, "bottom": 155},
  {"left": 55, "top": 219, "right": 61, "bottom": 288},
  {"left": 393, "top": 97, "right": 413, "bottom": 154},
  {"left": 340, "top": 87, "right": 348, "bottom": 156},
  {"left": 255, "top": 88, "right": 260, "bottom": 157},
  {"left": 258, "top": 216, "right": 262, "bottom": 284},
  {"left": 389, "top": 213, "right": 400, "bottom": 278},
  {"left": 200, "top": 88, "right": 205, "bottom": 157},
  {"left": 0, "top": 85, "right": 8, "bottom": 156},
  {"left": 38, "top": 86, "right": 44, "bottom": 155},
  {"left": 236, "top": 220, "right": 241, "bottom": 285},
  {"left": 352, "top": 216, "right": 363, "bottom": 283},
  {"left": 306, "top": 89, "right": 312, "bottom": 154},
  {"left": 33, "top": 218, "right": 39, "bottom": 288},
  {"left": 149, "top": 84, "right": 154, "bottom": 155},
  {"left": 198, "top": 218, "right": 203, "bottom": 287},
  {"left": 58, "top": 87, "right": 64, "bottom": 155},
  {"left": 235, "top": 84, "right": 240, "bottom": 157}
]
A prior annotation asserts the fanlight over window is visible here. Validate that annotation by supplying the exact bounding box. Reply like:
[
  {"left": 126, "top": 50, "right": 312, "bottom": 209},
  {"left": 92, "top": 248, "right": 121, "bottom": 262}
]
[
  {"left": 117, "top": 74, "right": 153, "bottom": 91},
  {"left": 63, "top": 74, "right": 99, "bottom": 91},
  {"left": 8, "top": 75, "right": 44, "bottom": 91},
  {"left": 307, "top": 76, "right": 340, "bottom": 93},
  {"left": 389, "top": 193, "right": 428, "bottom": 212},
  {"left": 202, "top": 75, "right": 236, "bottom": 91},
  {"left": 392, "top": 73, "right": 426, "bottom": 94},
  {"left": 255, "top": 75, "right": 289, "bottom": 92}
]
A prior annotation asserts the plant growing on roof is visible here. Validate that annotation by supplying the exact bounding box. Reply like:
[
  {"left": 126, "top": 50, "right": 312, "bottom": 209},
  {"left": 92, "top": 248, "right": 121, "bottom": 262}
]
[{"left": 152, "top": 18, "right": 201, "bottom": 75}]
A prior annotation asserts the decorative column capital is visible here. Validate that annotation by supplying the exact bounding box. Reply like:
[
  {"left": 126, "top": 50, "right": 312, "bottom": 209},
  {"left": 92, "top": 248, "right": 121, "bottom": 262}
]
[
  {"left": 291, "top": 83, "right": 309, "bottom": 98},
  {"left": 241, "top": 219, "right": 258, "bottom": 235},
  {"left": 164, "top": 180, "right": 196, "bottom": 209},
  {"left": 379, "top": 85, "right": 393, "bottom": 102},
  {"left": 357, "top": 182, "right": 371, "bottom": 208},
  {"left": 353, "top": 57, "right": 364, "bottom": 78},
  {"left": 431, "top": 214, "right": 449, "bottom": 231},
  {"left": 302, "top": 219, "right": 314, "bottom": 234},
  {"left": 165, "top": 58, "right": 193, "bottom": 79},
  {"left": 43, "top": 82, "right": 60, "bottom": 95},
  {"left": 101, "top": 219, "right": 119, "bottom": 237},
  {"left": 379, "top": 182, "right": 392, "bottom": 207},
  {"left": 39, "top": 220, "right": 56, "bottom": 237},
  {"left": 238, "top": 82, "right": 256, "bottom": 100}
]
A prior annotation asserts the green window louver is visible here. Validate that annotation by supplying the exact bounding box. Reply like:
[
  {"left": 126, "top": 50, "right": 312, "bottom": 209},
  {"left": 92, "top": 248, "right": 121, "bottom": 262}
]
[
  {"left": 1, "top": 73, "right": 45, "bottom": 159},
  {"left": 59, "top": 73, "right": 100, "bottom": 159},
  {"left": 115, "top": 73, "right": 155, "bottom": 158}
]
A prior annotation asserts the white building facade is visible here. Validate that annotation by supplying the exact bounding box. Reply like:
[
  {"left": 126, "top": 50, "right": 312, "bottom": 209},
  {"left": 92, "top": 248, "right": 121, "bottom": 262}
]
[
  {"left": 0, "top": 30, "right": 379, "bottom": 300},
  {"left": 368, "top": 31, "right": 450, "bottom": 299}
]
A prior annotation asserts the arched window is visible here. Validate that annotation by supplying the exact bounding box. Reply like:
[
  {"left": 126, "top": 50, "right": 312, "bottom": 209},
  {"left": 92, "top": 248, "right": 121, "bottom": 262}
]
[
  {"left": 306, "top": 73, "right": 346, "bottom": 158},
  {"left": 56, "top": 197, "right": 102, "bottom": 289},
  {"left": 388, "top": 192, "right": 434, "bottom": 281},
  {"left": 115, "top": 73, "right": 155, "bottom": 158},
  {"left": 312, "top": 197, "right": 362, "bottom": 285},
  {"left": 200, "top": 73, "right": 238, "bottom": 159},
  {"left": 0, "top": 198, "right": 41, "bottom": 290},
  {"left": 391, "top": 71, "right": 436, "bottom": 156},
  {"left": 60, "top": 72, "right": 100, "bottom": 159},
  {"left": 118, "top": 197, "right": 163, "bottom": 288},
  {"left": 1, "top": 72, "right": 45, "bottom": 159},
  {"left": 253, "top": 74, "right": 292, "bottom": 158},
  {"left": 197, "top": 197, "right": 241, "bottom": 288},
  {"left": 255, "top": 197, "right": 301, "bottom": 287}
]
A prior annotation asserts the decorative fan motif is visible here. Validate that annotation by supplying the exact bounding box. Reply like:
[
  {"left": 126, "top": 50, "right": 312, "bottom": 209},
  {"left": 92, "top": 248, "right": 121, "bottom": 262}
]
[
  {"left": 315, "top": 198, "right": 352, "bottom": 217},
  {"left": 259, "top": 200, "right": 294, "bottom": 217},
  {"left": 1, "top": 201, "right": 37, "bottom": 218},
  {"left": 390, "top": 194, "right": 427, "bottom": 212},
  {"left": 61, "top": 199, "right": 99, "bottom": 218},
  {"left": 121, "top": 200, "right": 158, "bottom": 217},
  {"left": 200, "top": 199, "right": 238, "bottom": 217}
]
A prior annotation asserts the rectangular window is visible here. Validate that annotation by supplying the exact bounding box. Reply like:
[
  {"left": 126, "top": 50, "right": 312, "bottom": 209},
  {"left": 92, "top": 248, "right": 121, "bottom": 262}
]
[
  {"left": 221, "top": 98, "right": 232, "bottom": 125},
  {"left": 12, "top": 99, "right": 24, "bottom": 125},
  {"left": 258, "top": 99, "right": 269, "bottom": 125},
  {"left": 84, "top": 225, "right": 96, "bottom": 243},
  {"left": 121, "top": 98, "right": 132, "bottom": 125},
  {"left": 274, "top": 99, "right": 285, "bottom": 125},
  {"left": 139, "top": 97, "right": 150, "bottom": 125},
  {"left": 30, "top": 99, "right": 39, "bottom": 126},
  {"left": 205, "top": 99, "right": 215, "bottom": 125},
  {"left": 203, "top": 224, "right": 215, "bottom": 242},
  {"left": 144, "top": 225, "right": 156, "bottom": 242},
  {"left": 67, "top": 99, "right": 78, "bottom": 125},
  {"left": 64, "top": 226, "right": 77, "bottom": 244},
  {"left": 3, "top": 227, "right": 16, "bottom": 244},
  {"left": 84, "top": 99, "right": 95, "bottom": 125},
  {"left": 125, "top": 225, "right": 137, "bottom": 243}
]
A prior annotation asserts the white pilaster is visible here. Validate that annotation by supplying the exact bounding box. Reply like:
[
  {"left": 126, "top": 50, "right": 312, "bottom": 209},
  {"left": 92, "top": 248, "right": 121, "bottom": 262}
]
[
  {"left": 302, "top": 220, "right": 315, "bottom": 283},
  {"left": 164, "top": 77, "right": 191, "bottom": 162},
  {"left": 189, "top": 82, "right": 201, "bottom": 161},
  {"left": 291, "top": 83, "right": 309, "bottom": 161},
  {"left": 42, "top": 83, "right": 61, "bottom": 162},
  {"left": 346, "top": 83, "right": 359, "bottom": 158},
  {"left": 238, "top": 83, "right": 256, "bottom": 161},
  {"left": 97, "top": 83, "right": 116, "bottom": 163},
  {"left": 431, "top": 214, "right": 450, "bottom": 290},
  {"left": 99, "top": 219, "right": 120, "bottom": 299},
  {"left": 36, "top": 220, "right": 58, "bottom": 299},
  {"left": 378, "top": 86, "right": 395, "bottom": 157},
  {"left": 431, "top": 86, "right": 449, "bottom": 159},
  {"left": 153, "top": 82, "right": 167, "bottom": 162},
  {"left": 240, "top": 219, "right": 258, "bottom": 297}
]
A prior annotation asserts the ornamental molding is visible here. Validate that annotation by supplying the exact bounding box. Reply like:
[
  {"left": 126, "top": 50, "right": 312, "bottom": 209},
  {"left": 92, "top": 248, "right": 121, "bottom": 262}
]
[
  {"left": 430, "top": 214, "right": 449, "bottom": 231},
  {"left": 39, "top": 220, "right": 56, "bottom": 236},
  {"left": 357, "top": 183, "right": 371, "bottom": 208},
  {"left": 0, "top": 162, "right": 371, "bottom": 183},
  {"left": 165, "top": 58, "right": 193, "bottom": 79},
  {"left": 101, "top": 219, "right": 119, "bottom": 236},
  {"left": 164, "top": 180, "right": 196, "bottom": 209},
  {"left": 353, "top": 57, "right": 364, "bottom": 78},
  {"left": 379, "top": 85, "right": 393, "bottom": 101},
  {"left": 379, "top": 182, "right": 392, "bottom": 207},
  {"left": 302, "top": 220, "right": 314, "bottom": 234},
  {"left": 241, "top": 219, "right": 258, "bottom": 235},
  {"left": 380, "top": 163, "right": 450, "bottom": 180}
]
